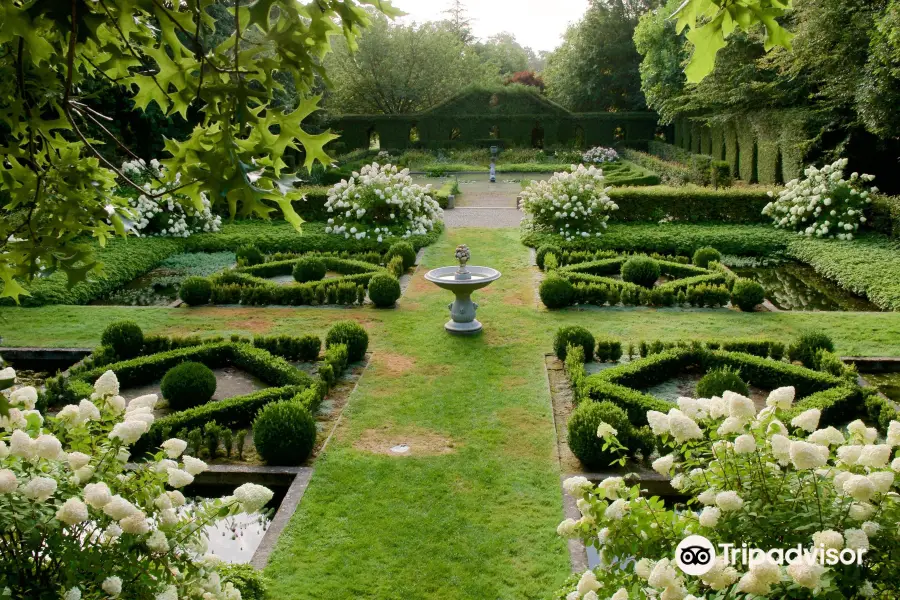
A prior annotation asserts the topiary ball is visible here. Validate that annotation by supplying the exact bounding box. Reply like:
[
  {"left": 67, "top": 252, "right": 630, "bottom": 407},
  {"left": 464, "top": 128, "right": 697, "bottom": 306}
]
[
  {"left": 621, "top": 256, "right": 660, "bottom": 288},
  {"left": 179, "top": 276, "right": 212, "bottom": 306},
  {"left": 692, "top": 247, "right": 722, "bottom": 268},
  {"left": 293, "top": 256, "right": 327, "bottom": 283},
  {"left": 236, "top": 245, "right": 264, "bottom": 267},
  {"left": 161, "top": 361, "right": 217, "bottom": 411},
  {"left": 253, "top": 398, "right": 317, "bottom": 466},
  {"left": 367, "top": 272, "right": 401, "bottom": 308},
  {"left": 731, "top": 278, "right": 765, "bottom": 312},
  {"left": 326, "top": 320, "right": 369, "bottom": 362},
  {"left": 536, "top": 244, "right": 562, "bottom": 270},
  {"left": 539, "top": 274, "right": 575, "bottom": 309},
  {"left": 553, "top": 326, "right": 595, "bottom": 361},
  {"left": 101, "top": 321, "right": 144, "bottom": 359},
  {"left": 568, "top": 401, "right": 633, "bottom": 469},
  {"left": 788, "top": 331, "right": 835, "bottom": 367},
  {"left": 696, "top": 367, "right": 749, "bottom": 398},
  {"left": 385, "top": 241, "right": 417, "bottom": 270}
]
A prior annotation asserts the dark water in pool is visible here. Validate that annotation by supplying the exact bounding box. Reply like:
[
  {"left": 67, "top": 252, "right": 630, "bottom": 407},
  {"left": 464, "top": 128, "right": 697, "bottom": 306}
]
[
  {"left": 734, "top": 263, "right": 880, "bottom": 312},
  {"left": 864, "top": 373, "right": 900, "bottom": 402}
]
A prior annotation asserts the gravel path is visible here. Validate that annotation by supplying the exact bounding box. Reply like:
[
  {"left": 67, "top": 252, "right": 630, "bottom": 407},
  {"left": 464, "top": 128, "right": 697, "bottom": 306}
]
[{"left": 443, "top": 207, "right": 523, "bottom": 228}]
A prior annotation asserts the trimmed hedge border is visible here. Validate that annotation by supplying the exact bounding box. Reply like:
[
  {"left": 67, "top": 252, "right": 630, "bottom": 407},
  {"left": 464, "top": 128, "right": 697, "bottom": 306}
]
[{"left": 606, "top": 186, "right": 772, "bottom": 224}]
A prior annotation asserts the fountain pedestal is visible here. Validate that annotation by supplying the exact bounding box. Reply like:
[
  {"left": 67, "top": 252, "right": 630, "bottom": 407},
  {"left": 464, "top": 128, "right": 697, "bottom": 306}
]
[{"left": 424, "top": 266, "right": 502, "bottom": 334}]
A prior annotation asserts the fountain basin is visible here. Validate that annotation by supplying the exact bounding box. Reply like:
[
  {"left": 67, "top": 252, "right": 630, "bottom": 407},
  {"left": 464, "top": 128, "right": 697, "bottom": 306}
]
[{"left": 424, "top": 266, "right": 501, "bottom": 334}]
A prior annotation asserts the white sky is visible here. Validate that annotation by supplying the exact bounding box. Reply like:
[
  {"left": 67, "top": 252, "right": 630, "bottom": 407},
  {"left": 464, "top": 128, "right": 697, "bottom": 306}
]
[{"left": 390, "top": 0, "right": 591, "bottom": 52}]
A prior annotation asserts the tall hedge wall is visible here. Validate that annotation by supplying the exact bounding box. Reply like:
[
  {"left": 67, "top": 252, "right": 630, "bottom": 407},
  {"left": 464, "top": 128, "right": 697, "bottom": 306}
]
[{"left": 326, "top": 88, "right": 659, "bottom": 151}]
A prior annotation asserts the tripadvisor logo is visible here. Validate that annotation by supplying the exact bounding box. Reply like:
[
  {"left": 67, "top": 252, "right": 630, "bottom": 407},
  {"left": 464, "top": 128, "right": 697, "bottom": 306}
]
[{"left": 675, "top": 535, "right": 867, "bottom": 575}]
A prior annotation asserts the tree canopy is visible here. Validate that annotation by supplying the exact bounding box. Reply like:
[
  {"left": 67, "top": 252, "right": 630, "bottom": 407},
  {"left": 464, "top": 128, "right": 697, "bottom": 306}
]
[
  {"left": 544, "top": 0, "right": 659, "bottom": 112},
  {"left": 323, "top": 12, "right": 500, "bottom": 114},
  {"left": 0, "top": 0, "right": 398, "bottom": 301}
]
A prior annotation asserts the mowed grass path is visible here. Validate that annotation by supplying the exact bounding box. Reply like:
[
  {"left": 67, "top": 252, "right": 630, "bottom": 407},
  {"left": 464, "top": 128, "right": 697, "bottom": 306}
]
[{"left": 4, "top": 229, "right": 900, "bottom": 599}]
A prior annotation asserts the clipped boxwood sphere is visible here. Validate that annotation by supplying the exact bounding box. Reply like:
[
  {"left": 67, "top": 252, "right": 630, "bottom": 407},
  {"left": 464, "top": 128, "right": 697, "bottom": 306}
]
[
  {"left": 367, "top": 272, "right": 401, "bottom": 307},
  {"left": 326, "top": 320, "right": 369, "bottom": 362},
  {"left": 101, "top": 321, "right": 144, "bottom": 359},
  {"left": 179, "top": 276, "right": 212, "bottom": 306},
  {"left": 696, "top": 368, "right": 749, "bottom": 398},
  {"left": 553, "top": 326, "right": 595, "bottom": 361},
  {"left": 621, "top": 256, "right": 660, "bottom": 288},
  {"left": 568, "top": 401, "right": 633, "bottom": 469},
  {"left": 385, "top": 241, "right": 417, "bottom": 270},
  {"left": 539, "top": 274, "right": 575, "bottom": 309},
  {"left": 788, "top": 331, "right": 835, "bottom": 367},
  {"left": 692, "top": 246, "right": 722, "bottom": 268},
  {"left": 293, "top": 256, "right": 327, "bottom": 283},
  {"left": 536, "top": 244, "right": 562, "bottom": 270},
  {"left": 731, "top": 278, "right": 765, "bottom": 312},
  {"left": 236, "top": 245, "right": 264, "bottom": 266},
  {"left": 253, "top": 398, "right": 317, "bottom": 466},
  {"left": 161, "top": 361, "right": 217, "bottom": 410}
]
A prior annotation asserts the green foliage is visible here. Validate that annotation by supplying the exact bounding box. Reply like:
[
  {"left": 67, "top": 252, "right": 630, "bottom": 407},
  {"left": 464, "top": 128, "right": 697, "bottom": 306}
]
[
  {"left": 696, "top": 367, "right": 749, "bottom": 398},
  {"left": 621, "top": 256, "right": 660, "bottom": 288},
  {"left": 567, "top": 401, "right": 638, "bottom": 468},
  {"left": 788, "top": 331, "right": 836, "bottom": 368},
  {"left": 253, "top": 399, "right": 317, "bottom": 466},
  {"left": 815, "top": 350, "right": 857, "bottom": 381},
  {"left": 161, "top": 362, "right": 217, "bottom": 411},
  {"left": 595, "top": 339, "right": 623, "bottom": 363},
  {"left": 101, "top": 321, "right": 144, "bottom": 360},
  {"left": 692, "top": 247, "right": 722, "bottom": 268},
  {"left": 385, "top": 242, "right": 417, "bottom": 270},
  {"left": 292, "top": 257, "right": 327, "bottom": 283},
  {"left": 252, "top": 334, "right": 321, "bottom": 362},
  {"left": 179, "top": 276, "right": 212, "bottom": 306},
  {"left": 387, "top": 255, "right": 406, "bottom": 278},
  {"left": 236, "top": 245, "right": 264, "bottom": 267},
  {"left": 0, "top": 0, "right": 398, "bottom": 301},
  {"left": 731, "top": 278, "right": 765, "bottom": 311},
  {"left": 539, "top": 274, "right": 575, "bottom": 309},
  {"left": 544, "top": 0, "right": 654, "bottom": 111},
  {"left": 326, "top": 321, "right": 369, "bottom": 362},
  {"left": 219, "top": 564, "right": 269, "bottom": 600},
  {"left": 553, "top": 326, "right": 595, "bottom": 362},
  {"left": 367, "top": 273, "right": 401, "bottom": 308},
  {"left": 536, "top": 245, "right": 562, "bottom": 270},
  {"left": 564, "top": 345, "right": 589, "bottom": 405}
]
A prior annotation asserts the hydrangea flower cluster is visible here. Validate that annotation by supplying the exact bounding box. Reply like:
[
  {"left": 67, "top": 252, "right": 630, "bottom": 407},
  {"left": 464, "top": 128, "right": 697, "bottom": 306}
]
[
  {"left": 0, "top": 368, "right": 272, "bottom": 599},
  {"left": 120, "top": 159, "right": 222, "bottom": 238},
  {"left": 762, "top": 158, "right": 876, "bottom": 240},
  {"left": 581, "top": 146, "right": 618, "bottom": 164},
  {"left": 324, "top": 163, "right": 443, "bottom": 242},
  {"left": 520, "top": 164, "right": 618, "bottom": 241},
  {"left": 557, "top": 385, "right": 900, "bottom": 599}
]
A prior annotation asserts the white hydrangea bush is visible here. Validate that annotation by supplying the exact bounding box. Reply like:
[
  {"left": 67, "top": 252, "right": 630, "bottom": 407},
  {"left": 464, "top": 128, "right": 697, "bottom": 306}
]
[
  {"left": 120, "top": 159, "right": 222, "bottom": 238},
  {"left": 0, "top": 367, "right": 272, "bottom": 599},
  {"left": 581, "top": 146, "right": 619, "bottom": 164},
  {"left": 558, "top": 386, "right": 900, "bottom": 599},
  {"left": 520, "top": 164, "right": 618, "bottom": 241},
  {"left": 762, "top": 158, "right": 877, "bottom": 240},
  {"left": 324, "top": 163, "right": 443, "bottom": 242}
]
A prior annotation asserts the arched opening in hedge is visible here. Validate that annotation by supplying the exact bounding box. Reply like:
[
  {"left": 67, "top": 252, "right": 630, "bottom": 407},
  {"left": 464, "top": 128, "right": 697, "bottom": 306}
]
[
  {"left": 574, "top": 126, "right": 585, "bottom": 149},
  {"left": 734, "top": 139, "right": 741, "bottom": 178},
  {"left": 531, "top": 123, "right": 544, "bottom": 149},
  {"left": 367, "top": 127, "right": 380, "bottom": 150},
  {"left": 409, "top": 125, "right": 420, "bottom": 143},
  {"left": 449, "top": 127, "right": 461, "bottom": 141},
  {"left": 774, "top": 148, "right": 784, "bottom": 185},
  {"left": 489, "top": 125, "right": 500, "bottom": 139}
]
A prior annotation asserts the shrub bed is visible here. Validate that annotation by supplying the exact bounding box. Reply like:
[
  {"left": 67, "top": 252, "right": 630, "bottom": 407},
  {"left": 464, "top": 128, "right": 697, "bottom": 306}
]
[{"left": 605, "top": 186, "right": 771, "bottom": 223}]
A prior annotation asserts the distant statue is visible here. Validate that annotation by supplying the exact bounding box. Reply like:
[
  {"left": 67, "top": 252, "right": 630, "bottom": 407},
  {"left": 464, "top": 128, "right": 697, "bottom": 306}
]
[{"left": 489, "top": 159, "right": 496, "bottom": 183}]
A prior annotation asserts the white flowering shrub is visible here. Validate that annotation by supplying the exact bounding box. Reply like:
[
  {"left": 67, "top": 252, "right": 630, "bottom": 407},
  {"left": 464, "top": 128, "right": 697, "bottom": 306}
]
[
  {"left": 520, "top": 164, "right": 618, "bottom": 241},
  {"left": 581, "top": 146, "right": 618, "bottom": 164},
  {"left": 558, "top": 386, "right": 900, "bottom": 599},
  {"left": 324, "top": 163, "right": 442, "bottom": 242},
  {"left": 0, "top": 367, "right": 272, "bottom": 599},
  {"left": 120, "top": 159, "right": 222, "bottom": 238},
  {"left": 762, "top": 158, "right": 877, "bottom": 240}
]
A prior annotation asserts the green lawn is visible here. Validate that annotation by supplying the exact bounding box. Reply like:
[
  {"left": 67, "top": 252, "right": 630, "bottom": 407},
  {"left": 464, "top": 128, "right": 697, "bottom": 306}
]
[{"left": 3, "top": 228, "right": 900, "bottom": 599}]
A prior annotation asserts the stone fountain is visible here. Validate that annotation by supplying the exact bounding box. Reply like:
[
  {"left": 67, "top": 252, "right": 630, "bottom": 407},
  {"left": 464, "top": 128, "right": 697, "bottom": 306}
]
[{"left": 424, "top": 245, "right": 501, "bottom": 334}]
